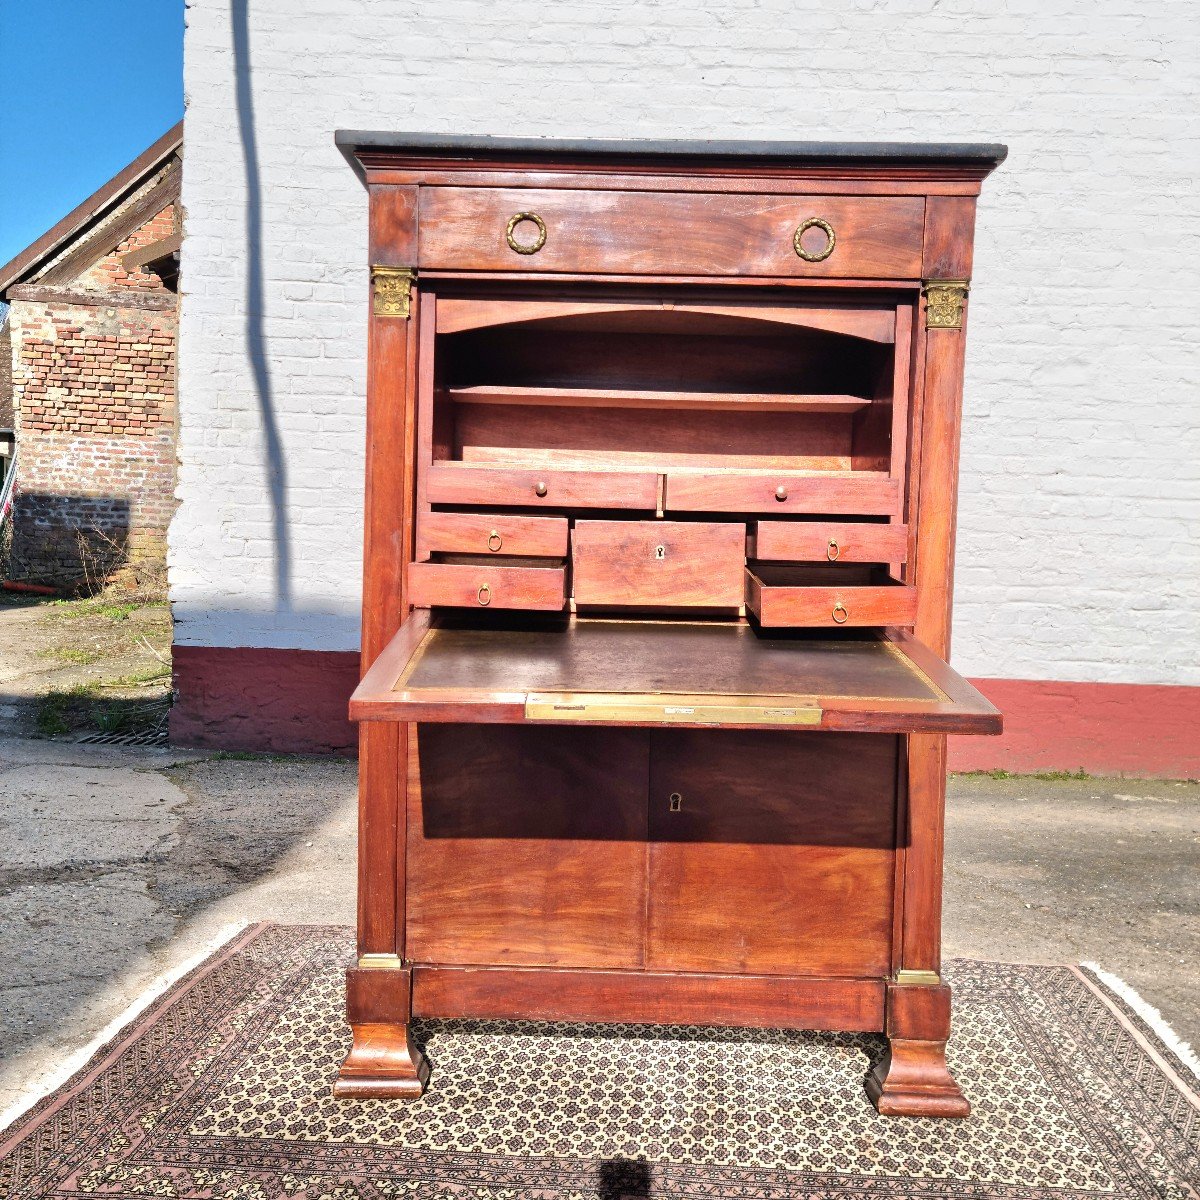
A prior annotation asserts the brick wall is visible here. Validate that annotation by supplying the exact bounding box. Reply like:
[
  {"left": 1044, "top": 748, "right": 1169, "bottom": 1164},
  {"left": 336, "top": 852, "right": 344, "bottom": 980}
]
[
  {"left": 8, "top": 298, "right": 177, "bottom": 585},
  {"left": 81, "top": 204, "right": 177, "bottom": 292},
  {"left": 176, "top": 1, "right": 1200, "bottom": 687}
]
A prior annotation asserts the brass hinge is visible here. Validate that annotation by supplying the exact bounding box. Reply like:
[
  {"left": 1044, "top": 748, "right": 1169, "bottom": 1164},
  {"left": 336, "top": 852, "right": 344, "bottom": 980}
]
[
  {"left": 372, "top": 265, "right": 415, "bottom": 319},
  {"left": 923, "top": 279, "right": 969, "bottom": 330},
  {"left": 895, "top": 969, "right": 942, "bottom": 986}
]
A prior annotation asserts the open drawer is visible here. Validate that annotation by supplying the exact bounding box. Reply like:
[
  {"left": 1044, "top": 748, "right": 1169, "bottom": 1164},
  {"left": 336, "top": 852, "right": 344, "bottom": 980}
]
[
  {"left": 352, "top": 613, "right": 1001, "bottom": 735},
  {"left": 746, "top": 563, "right": 917, "bottom": 628}
]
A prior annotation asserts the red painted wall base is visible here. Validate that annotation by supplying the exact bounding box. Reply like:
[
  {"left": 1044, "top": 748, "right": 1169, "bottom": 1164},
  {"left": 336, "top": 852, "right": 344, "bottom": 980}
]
[
  {"left": 171, "top": 645, "right": 359, "bottom": 755},
  {"left": 949, "top": 677, "right": 1199, "bottom": 780},
  {"left": 170, "top": 646, "right": 1199, "bottom": 779}
]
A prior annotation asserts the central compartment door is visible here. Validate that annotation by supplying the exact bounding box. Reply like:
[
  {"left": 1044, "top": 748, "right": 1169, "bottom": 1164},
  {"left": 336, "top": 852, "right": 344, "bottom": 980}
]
[
  {"left": 406, "top": 724, "right": 648, "bottom": 970},
  {"left": 647, "top": 729, "right": 898, "bottom": 977}
]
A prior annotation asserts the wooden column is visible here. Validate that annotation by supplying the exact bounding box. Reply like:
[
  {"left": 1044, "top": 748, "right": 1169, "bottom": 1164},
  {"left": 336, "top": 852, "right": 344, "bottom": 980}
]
[
  {"left": 337, "top": 184, "right": 429, "bottom": 1098},
  {"left": 873, "top": 194, "right": 978, "bottom": 1117}
]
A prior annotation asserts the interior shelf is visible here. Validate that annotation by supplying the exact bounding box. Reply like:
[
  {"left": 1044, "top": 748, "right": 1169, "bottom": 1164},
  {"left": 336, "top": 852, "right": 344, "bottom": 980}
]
[{"left": 446, "top": 384, "right": 872, "bottom": 414}]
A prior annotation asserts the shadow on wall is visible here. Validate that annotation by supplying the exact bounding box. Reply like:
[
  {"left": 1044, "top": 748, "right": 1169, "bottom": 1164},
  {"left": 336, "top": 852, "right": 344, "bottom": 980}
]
[
  {"left": 5, "top": 493, "right": 131, "bottom": 593},
  {"left": 231, "top": 0, "right": 292, "bottom": 608}
]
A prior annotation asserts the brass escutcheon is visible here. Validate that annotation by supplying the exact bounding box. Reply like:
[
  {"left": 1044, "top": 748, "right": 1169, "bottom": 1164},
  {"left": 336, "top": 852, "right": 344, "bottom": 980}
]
[
  {"left": 477, "top": 583, "right": 492, "bottom": 606},
  {"left": 793, "top": 217, "right": 836, "bottom": 263},
  {"left": 506, "top": 211, "right": 547, "bottom": 255},
  {"left": 487, "top": 530, "right": 503, "bottom": 552},
  {"left": 669, "top": 792, "right": 683, "bottom": 812},
  {"left": 832, "top": 601, "right": 849, "bottom": 624},
  {"left": 827, "top": 538, "right": 840, "bottom": 561}
]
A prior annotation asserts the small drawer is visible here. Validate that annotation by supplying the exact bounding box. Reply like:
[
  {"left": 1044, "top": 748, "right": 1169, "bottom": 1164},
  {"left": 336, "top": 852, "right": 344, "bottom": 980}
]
[
  {"left": 667, "top": 472, "right": 899, "bottom": 516},
  {"left": 574, "top": 520, "right": 744, "bottom": 609},
  {"left": 418, "top": 188, "right": 925, "bottom": 279},
  {"left": 745, "top": 563, "right": 916, "bottom": 628},
  {"left": 419, "top": 512, "right": 569, "bottom": 559},
  {"left": 749, "top": 521, "right": 908, "bottom": 564},
  {"left": 427, "top": 465, "right": 659, "bottom": 510},
  {"left": 409, "top": 560, "right": 566, "bottom": 611}
]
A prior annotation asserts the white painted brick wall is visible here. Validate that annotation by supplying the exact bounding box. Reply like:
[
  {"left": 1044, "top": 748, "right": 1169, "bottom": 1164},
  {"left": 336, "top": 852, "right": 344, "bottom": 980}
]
[{"left": 174, "top": 0, "right": 1200, "bottom": 685}]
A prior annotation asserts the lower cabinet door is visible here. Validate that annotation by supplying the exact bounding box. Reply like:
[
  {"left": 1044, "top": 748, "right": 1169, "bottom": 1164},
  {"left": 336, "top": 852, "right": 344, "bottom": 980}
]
[
  {"left": 406, "top": 724, "right": 648, "bottom": 969},
  {"left": 647, "top": 729, "right": 898, "bottom": 977}
]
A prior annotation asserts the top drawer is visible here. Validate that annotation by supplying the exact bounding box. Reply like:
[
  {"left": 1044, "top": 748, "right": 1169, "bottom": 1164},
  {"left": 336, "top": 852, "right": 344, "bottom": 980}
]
[{"left": 418, "top": 188, "right": 925, "bottom": 279}]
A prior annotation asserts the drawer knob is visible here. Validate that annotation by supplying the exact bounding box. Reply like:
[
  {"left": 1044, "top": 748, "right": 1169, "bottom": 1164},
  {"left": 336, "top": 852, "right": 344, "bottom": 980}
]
[
  {"left": 827, "top": 538, "right": 840, "bottom": 561},
  {"left": 774, "top": 485, "right": 788, "bottom": 502},
  {"left": 534, "top": 480, "right": 548, "bottom": 497},
  {"left": 832, "top": 601, "right": 849, "bottom": 624},
  {"left": 506, "top": 211, "right": 547, "bottom": 255},
  {"left": 477, "top": 583, "right": 492, "bottom": 606},
  {"left": 794, "top": 217, "right": 836, "bottom": 263},
  {"left": 487, "top": 530, "right": 503, "bottom": 552}
]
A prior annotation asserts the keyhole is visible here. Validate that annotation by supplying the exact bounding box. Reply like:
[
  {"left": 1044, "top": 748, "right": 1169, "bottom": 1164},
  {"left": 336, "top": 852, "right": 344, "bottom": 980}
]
[
  {"left": 669, "top": 792, "right": 682, "bottom": 812},
  {"left": 654, "top": 545, "right": 666, "bottom": 560}
]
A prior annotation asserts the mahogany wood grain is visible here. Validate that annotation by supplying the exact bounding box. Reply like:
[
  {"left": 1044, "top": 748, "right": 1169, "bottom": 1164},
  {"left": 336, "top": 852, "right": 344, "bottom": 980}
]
[
  {"left": 437, "top": 295, "right": 897, "bottom": 343},
  {"left": 666, "top": 471, "right": 898, "bottom": 516},
  {"left": 334, "top": 965, "right": 429, "bottom": 1099},
  {"left": 646, "top": 731, "right": 897, "bottom": 977},
  {"left": 359, "top": 159, "right": 991, "bottom": 194},
  {"left": 746, "top": 564, "right": 918, "bottom": 628},
  {"left": 900, "top": 195, "right": 979, "bottom": 989},
  {"left": 749, "top": 520, "right": 908, "bottom": 563},
  {"left": 367, "top": 185, "right": 417, "bottom": 267},
  {"left": 417, "top": 511, "right": 569, "bottom": 559},
  {"left": 573, "top": 520, "right": 744, "bottom": 608},
  {"left": 456, "top": 405, "right": 851, "bottom": 473},
  {"left": 418, "top": 188, "right": 925, "bottom": 277},
  {"left": 408, "top": 560, "right": 566, "bottom": 611},
  {"left": 355, "top": 210, "right": 420, "bottom": 962},
  {"left": 426, "top": 463, "right": 659, "bottom": 509},
  {"left": 405, "top": 724, "right": 648, "bottom": 969},
  {"left": 865, "top": 982, "right": 968, "bottom": 1116},
  {"left": 449, "top": 384, "right": 871, "bottom": 414},
  {"left": 412, "top": 965, "right": 885, "bottom": 1032}
]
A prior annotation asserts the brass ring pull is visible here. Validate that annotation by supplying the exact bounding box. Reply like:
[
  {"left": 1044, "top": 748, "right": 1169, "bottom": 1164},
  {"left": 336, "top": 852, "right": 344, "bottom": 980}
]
[
  {"left": 827, "top": 539, "right": 840, "bottom": 561},
  {"left": 506, "top": 211, "right": 547, "bottom": 255},
  {"left": 477, "top": 584, "right": 492, "bottom": 606},
  {"left": 487, "top": 530, "right": 503, "bottom": 552},
  {"left": 794, "top": 217, "right": 836, "bottom": 263},
  {"left": 832, "top": 601, "right": 849, "bottom": 624}
]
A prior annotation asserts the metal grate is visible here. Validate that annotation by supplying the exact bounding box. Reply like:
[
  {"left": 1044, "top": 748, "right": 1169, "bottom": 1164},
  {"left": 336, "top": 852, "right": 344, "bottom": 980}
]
[{"left": 76, "top": 727, "right": 169, "bottom": 747}]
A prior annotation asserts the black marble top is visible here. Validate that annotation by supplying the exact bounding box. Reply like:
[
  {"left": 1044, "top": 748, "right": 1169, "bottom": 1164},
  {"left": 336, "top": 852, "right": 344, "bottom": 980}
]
[{"left": 335, "top": 130, "right": 1007, "bottom": 181}]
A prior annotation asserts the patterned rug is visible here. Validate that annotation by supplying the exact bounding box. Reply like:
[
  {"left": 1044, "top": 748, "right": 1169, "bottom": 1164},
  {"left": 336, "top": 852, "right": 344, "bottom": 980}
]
[{"left": 1, "top": 925, "right": 1196, "bottom": 1199}]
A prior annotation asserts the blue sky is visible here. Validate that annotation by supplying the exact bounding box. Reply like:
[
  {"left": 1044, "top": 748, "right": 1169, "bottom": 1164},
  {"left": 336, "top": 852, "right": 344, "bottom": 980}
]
[{"left": 0, "top": 0, "right": 185, "bottom": 269}]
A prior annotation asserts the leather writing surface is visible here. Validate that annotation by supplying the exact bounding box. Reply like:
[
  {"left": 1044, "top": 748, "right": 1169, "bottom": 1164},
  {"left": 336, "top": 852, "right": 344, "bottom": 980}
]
[{"left": 404, "top": 620, "right": 942, "bottom": 703}]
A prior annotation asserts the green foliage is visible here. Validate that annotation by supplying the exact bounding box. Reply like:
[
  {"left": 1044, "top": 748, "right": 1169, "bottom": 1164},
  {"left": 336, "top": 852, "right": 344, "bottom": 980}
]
[{"left": 955, "top": 767, "right": 1092, "bottom": 782}]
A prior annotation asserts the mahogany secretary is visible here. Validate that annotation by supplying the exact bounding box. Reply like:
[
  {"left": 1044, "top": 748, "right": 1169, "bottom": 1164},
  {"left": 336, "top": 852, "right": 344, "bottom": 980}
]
[{"left": 334, "top": 133, "right": 1006, "bottom": 1117}]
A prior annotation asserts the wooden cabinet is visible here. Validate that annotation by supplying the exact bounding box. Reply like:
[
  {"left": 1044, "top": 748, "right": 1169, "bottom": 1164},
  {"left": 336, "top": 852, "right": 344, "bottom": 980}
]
[{"left": 335, "top": 131, "right": 1006, "bottom": 1117}]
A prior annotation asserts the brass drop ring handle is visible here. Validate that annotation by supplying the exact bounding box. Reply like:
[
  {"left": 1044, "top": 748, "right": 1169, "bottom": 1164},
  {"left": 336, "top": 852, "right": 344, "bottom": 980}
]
[
  {"left": 487, "top": 530, "right": 503, "bottom": 552},
  {"left": 794, "top": 217, "right": 836, "bottom": 263},
  {"left": 506, "top": 211, "right": 547, "bottom": 255},
  {"left": 477, "top": 584, "right": 492, "bottom": 606},
  {"left": 832, "top": 601, "right": 849, "bottom": 624},
  {"left": 827, "top": 538, "right": 840, "bottom": 561}
]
